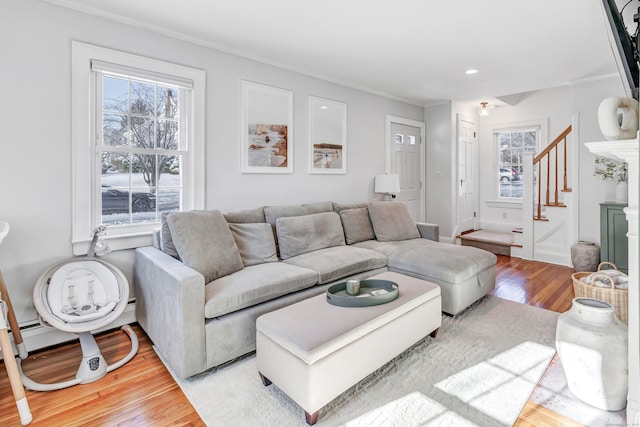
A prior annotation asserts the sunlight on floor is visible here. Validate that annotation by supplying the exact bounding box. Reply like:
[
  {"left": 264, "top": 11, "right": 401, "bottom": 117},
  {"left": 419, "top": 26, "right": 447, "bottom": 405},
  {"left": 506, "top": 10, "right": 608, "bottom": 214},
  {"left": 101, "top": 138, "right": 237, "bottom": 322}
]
[
  {"left": 343, "top": 391, "right": 477, "bottom": 426},
  {"left": 435, "top": 341, "right": 556, "bottom": 425}
]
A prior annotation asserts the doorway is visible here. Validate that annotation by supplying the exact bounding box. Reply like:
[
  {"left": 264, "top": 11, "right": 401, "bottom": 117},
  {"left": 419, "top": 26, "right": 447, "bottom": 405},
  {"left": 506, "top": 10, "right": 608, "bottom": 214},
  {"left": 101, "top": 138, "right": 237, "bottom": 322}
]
[
  {"left": 456, "top": 114, "right": 478, "bottom": 233},
  {"left": 385, "top": 115, "right": 425, "bottom": 221}
]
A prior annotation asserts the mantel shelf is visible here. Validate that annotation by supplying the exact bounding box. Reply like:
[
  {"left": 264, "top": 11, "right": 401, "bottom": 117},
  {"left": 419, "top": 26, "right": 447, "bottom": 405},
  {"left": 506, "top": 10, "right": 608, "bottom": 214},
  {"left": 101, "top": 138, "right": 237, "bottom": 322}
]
[{"left": 585, "top": 137, "right": 639, "bottom": 162}]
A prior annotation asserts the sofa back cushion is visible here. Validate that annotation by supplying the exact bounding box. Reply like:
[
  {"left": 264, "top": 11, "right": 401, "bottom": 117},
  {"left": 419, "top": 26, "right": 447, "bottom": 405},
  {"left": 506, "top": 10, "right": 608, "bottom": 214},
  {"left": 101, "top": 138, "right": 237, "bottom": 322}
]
[
  {"left": 276, "top": 212, "right": 346, "bottom": 259},
  {"left": 333, "top": 201, "right": 368, "bottom": 213},
  {"left": 367, "top": 201, "right": 420, "bottom": 242},
  {"left": 339, "top": 207, "right": 376, "bottom": 244},
  {"left": 263, "top": 201, "right": 333, "bottom": 227},
  {"left": 229, "top": 223, "right": 278, "bottom": 266},
  {"left": 167, "top": 210, "right": 244, "bottom": 282},
  {"left": 223, "top": 207, "right": 265, "bottom": 224}
]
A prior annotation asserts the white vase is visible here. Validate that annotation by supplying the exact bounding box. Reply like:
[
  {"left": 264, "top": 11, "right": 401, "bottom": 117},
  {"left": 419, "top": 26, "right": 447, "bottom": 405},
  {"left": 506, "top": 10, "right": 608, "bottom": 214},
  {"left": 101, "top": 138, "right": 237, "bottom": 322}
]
[
  {"left": 556, "top": 298, "right": 628, "bottom": 410},
  {"left": 615, "top": 181, "right": 628, "bottom": 203}
]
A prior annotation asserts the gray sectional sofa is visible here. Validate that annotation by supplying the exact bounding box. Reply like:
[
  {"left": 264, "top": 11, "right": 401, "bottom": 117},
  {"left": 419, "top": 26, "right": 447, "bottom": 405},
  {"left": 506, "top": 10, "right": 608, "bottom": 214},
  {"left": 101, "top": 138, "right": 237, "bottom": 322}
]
[{"left": 134, "top": 200, "right": 497, "bottom": 378}]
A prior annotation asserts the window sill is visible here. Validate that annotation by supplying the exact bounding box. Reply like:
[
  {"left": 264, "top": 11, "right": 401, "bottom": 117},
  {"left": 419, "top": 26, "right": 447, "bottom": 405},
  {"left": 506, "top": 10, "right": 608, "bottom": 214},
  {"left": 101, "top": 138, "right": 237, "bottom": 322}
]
[
  {"left": 72, "top": 229, "right": 155, "bottom": 256},
  {"left": 485, "top": 200, "right": 523, "bottom": 209}
]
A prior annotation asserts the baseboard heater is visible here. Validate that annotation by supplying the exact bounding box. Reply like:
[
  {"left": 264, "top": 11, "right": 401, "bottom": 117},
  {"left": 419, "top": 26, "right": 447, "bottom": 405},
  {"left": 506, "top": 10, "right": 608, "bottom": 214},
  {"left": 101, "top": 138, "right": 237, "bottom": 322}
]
[{"left": 6, "top": 301, "right": 136, "bottom": 355}]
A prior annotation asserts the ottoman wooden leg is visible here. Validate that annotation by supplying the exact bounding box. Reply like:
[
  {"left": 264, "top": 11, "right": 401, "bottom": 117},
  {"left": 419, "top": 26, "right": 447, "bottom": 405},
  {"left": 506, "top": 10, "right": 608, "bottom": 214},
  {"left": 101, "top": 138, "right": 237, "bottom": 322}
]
[
  {"left": 259, "top": 372, "right": 272, "bottom": 386},
  {"left": 305, "top": 410, "right": 319, "bottom": 425},
  {"left": 430, "top": 328, "right": 439, "bottom": 338}
]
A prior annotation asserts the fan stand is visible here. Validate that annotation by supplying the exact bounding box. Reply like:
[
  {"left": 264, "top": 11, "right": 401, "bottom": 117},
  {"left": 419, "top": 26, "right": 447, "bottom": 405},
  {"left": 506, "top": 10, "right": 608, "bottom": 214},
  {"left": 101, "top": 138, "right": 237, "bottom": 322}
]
[{"left": 18, "top": 325, "right": 138, "bottom": 391}]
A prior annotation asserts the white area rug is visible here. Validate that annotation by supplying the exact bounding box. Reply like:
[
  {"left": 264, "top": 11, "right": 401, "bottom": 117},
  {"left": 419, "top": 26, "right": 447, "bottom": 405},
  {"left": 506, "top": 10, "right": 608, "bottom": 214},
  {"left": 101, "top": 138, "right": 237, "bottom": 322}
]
[{"left": 162, "top": 296, "right": 559, "bottom": 426}]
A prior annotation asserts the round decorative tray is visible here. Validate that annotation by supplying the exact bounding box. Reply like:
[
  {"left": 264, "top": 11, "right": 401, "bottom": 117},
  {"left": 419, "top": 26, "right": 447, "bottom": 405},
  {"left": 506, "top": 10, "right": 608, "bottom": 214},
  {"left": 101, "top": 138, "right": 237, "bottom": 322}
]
[{"left": 326, "top": 279, "right": 399, "bottom": 307}]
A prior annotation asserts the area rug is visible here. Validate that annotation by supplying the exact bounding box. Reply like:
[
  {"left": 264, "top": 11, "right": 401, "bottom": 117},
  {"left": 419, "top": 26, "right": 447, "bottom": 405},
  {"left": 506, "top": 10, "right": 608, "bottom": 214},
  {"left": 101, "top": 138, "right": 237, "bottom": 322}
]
[{"left": 161, "top": 296, "right": 559, "bottom": 426}]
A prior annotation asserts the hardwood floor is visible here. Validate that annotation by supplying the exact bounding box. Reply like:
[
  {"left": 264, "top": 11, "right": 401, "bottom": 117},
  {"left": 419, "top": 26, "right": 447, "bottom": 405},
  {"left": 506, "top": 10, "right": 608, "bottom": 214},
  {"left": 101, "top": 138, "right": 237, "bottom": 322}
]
[{"left": 0, "top": 255, "right": 577, "bottom": 426}]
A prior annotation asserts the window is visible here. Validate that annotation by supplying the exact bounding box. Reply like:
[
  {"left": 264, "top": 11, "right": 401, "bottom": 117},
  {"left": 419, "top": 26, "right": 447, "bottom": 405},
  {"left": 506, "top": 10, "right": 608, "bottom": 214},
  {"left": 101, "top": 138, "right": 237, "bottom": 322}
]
[
  {"left": 495, "top": 127, "right": 538, "bottom": 199},
  {"left": 72, "top": 42, "right": 205, "bottom": 254}
]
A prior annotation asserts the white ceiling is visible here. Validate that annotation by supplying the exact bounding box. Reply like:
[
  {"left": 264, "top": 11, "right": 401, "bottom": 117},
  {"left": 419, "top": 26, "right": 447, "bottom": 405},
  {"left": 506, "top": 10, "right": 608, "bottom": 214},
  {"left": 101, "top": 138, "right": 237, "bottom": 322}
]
[{"left": 44, "top": 0, "right": 624, "bottom": 106}]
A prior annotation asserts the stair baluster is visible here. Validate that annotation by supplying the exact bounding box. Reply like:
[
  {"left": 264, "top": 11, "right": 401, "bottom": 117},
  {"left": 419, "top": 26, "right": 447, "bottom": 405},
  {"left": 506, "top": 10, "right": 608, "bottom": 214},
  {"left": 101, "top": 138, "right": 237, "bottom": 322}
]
[{"left": 532, "top": 125, "right": 572, "bottom": 220}]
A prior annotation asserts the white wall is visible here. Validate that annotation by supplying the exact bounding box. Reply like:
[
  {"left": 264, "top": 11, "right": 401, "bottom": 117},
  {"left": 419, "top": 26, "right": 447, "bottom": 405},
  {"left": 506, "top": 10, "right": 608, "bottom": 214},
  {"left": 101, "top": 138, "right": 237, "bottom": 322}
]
[
  {"left": 0, "top": 0, "right": 423, "bottom": 328},
  {"left": 476, "top": 77, "right": 626, "bottom": 242},
  {"left": 425, "top": 102, "right": 453, "bottom": 237}
]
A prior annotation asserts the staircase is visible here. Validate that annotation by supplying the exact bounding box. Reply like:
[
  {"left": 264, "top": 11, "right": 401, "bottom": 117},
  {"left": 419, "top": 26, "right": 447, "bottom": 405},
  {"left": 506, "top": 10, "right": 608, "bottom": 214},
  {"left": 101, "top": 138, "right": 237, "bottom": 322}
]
[{"left": 521, "top": 121, "right": 578, "bottom": 266}]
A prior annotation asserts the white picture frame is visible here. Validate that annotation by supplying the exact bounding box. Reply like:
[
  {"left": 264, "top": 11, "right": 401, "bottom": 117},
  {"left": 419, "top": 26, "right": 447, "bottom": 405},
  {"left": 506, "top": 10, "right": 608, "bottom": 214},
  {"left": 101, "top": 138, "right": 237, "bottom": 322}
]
[
  {"left": 241, "top": 81, "right": 293, "bottom": 174},
  {"left": 308, "top": 96, "right": 347, "bottom": 174}
]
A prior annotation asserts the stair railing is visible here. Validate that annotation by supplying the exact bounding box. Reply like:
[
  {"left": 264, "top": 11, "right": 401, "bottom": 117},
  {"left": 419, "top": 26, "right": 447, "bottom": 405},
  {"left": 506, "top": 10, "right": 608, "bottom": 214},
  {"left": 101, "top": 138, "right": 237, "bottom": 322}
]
[{"left": 532, "top": 125, "right": 572, "bottom": 220}]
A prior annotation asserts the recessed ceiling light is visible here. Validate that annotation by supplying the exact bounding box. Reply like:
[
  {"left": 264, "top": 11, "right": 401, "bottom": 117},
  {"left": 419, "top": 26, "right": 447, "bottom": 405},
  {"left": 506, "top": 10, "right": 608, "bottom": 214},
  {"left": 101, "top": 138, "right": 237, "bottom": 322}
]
[
  {"left": 320, "top": 106, "right": 328, "bottom": 110},
  {"left": 465, "top": 69, "right": 479, "bottom": 75}
]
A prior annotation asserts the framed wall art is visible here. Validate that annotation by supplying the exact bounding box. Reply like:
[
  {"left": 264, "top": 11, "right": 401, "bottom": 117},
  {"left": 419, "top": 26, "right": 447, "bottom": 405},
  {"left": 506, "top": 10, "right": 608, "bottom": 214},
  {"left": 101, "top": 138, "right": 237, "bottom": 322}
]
[
  {"left": 308, "top": 96, "right": 347, "bottom": 174},
  {"left": 241, "top": 81, "right": 293, "bottom": 173}
]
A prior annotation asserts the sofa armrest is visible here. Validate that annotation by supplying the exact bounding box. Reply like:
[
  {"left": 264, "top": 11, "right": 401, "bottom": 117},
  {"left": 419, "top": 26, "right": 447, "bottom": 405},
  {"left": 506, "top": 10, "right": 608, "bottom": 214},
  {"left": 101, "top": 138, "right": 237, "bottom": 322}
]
[
  {"left": 134, "top": 246, "right": 206, "bottom": 378},
  {"left": 416, "top": 222, "right": 439, "bottom": 242}
]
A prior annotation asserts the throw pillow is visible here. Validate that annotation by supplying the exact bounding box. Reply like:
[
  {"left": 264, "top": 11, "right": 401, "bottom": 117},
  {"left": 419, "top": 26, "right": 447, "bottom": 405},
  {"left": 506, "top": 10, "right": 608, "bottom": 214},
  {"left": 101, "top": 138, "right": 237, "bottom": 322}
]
[
  {"left": 167, "top": 210, "right": 244, "bottom": 283},
  {"left": 229, "top": 223, "right": 278, "bottom": 266},
  {"left": 160, "top": 211, "right": 180, "bottom": 259},
  {"left": 339, "top": 207, "right": 376, "bottom": 244},
  {"left": 367, "top": 201, "right": 420, "bottom": 242},
  {"left": 276, "top": 212, "right": 346, "bottom": 259}
]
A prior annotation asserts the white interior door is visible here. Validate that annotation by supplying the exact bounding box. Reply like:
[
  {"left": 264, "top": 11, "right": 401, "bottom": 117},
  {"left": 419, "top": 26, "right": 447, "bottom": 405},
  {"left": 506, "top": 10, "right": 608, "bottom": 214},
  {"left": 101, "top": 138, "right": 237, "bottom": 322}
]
[
  {"left": 457, "top": 114, "right": 477, "bottom": 233},
  {"left": 389, "top": 120, "right": 424, "bottom": 220}
]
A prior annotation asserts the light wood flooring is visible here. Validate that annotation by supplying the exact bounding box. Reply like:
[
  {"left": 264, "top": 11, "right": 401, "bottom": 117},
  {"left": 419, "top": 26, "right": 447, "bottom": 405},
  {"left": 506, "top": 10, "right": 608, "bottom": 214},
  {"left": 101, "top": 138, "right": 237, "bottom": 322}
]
[{"left": 0, "top": 255, "right": 579, "bottom": 426}]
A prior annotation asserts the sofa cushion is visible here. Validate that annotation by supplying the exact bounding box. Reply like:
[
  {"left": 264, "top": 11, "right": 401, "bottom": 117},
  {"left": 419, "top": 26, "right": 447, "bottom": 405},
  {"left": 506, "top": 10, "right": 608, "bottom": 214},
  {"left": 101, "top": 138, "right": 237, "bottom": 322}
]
[
  {"left": 229, "top": 223, "right": 278, "bottom": 266},
  {"left": 333, "top": 201, "right": 368, "bottom": 213},
  {"left": 264, "top": 204, "right": 306, "bottom": 227},
  {"left": 339, "top": 207, "right": 376, "bottom": 244},
  {"left": 303, "top": 201, "right": 333, "bottom": 214},
  {"left": 283, "top": 246, "right": 387, "bottom": 284},
  {"left": 276, "top": 212, "right": 346, "bottom": 259},
  {"left": 263, "top": 201, "right": 333, "bottom": 226},
  {"left": 368, "top": 201, "right": 420, "bottom": 242},
  {"left": 224, "top": 207, "right": 265, "bottom": 224},
  {"left": 387, "top": 239, "right": 497, "bottom": 283},
  {"left": 204, "top": 263, "right": 318, "bottom": 318},
  {"left": 353, "top": 238, "right": 431, "bottom": 257},
  {"left": 167, "top": 210, "right": 244, "bottom": 283},
  {"left": 160, "top": 211, "right": 180, "bottom": 259}
]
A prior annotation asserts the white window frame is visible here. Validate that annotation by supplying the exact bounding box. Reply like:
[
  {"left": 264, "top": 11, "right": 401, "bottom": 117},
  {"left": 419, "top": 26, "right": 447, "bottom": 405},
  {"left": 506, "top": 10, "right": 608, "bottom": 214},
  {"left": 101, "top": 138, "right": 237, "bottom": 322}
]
[
  {"left": 486, "top": 118, "right": 547, "bottom": 207},
  {"left": 72, "top": 42, "right": 205, "bottom": 255}
]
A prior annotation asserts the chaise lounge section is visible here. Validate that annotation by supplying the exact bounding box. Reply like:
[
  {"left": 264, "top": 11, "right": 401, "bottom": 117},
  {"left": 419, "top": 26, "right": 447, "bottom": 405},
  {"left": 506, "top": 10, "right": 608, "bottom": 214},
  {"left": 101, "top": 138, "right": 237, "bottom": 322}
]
[{"left": 134, "top": 200, "right": 496, "bottom": 378}]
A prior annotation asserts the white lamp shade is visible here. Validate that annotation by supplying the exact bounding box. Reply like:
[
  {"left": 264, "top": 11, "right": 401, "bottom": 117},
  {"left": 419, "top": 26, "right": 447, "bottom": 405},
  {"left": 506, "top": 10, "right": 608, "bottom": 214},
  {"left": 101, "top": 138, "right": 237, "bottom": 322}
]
[{"left": 375, "top": 174, "right": 400, "bottom": 193}]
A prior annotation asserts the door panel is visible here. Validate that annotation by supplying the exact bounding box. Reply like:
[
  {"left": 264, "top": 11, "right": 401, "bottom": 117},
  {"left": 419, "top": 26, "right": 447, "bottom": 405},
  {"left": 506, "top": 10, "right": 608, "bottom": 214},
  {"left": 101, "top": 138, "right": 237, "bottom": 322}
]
[
  {"left": 390, "top": 122, "right": 422, "bottom": 220},
  {"left": 457, "top": 115, "right": 477, "bottom": 233}
]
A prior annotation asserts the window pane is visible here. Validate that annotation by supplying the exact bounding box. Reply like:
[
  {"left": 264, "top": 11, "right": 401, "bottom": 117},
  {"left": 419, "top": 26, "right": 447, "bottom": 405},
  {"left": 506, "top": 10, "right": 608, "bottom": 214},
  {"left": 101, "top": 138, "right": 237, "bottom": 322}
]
[
  {"left": 158, "top": 120, "right": 179, "bottom": 150},
  {"left": 524, "top": 131, "right": 536, "bottom": 152},
  {"left": 130, "top": 117, "right": 155, "bottom": 149},
  {"left": 496, "top": 128, "right": 535, "bottom": 199},
  {"left": 133, "top": 154, "right": 158, "bottom": 188},
  {"left": 159, "top": 154, "right": 180, "bottom": 177},
  {"left": 158, "top": 188, "right": 181, "bottom": 214},
  {"left": 103, "top": 76, "right": 128, "bottom": 112},
  {"left": 130, "top": 81, "right": 155, "bottom": 116},
  {"left": 157, "top": 86, "right": 179, "bottom": 119},
  {"left": 103, "top": 114, "right": 127, "bottom": 147}
]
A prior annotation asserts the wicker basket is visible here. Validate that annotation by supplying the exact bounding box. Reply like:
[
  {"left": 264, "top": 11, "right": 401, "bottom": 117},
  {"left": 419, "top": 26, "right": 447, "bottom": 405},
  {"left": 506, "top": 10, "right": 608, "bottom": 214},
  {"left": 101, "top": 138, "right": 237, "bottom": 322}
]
[{"left": 571, "top": 262, "right": 628, "bottom": 324}]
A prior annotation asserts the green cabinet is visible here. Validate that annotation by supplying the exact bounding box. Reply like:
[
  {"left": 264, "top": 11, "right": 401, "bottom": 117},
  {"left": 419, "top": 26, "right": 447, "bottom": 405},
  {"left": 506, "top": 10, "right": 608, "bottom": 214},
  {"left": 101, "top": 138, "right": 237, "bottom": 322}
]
[{"left": 600, "top": 202, "right": 628, "bottom": 273}]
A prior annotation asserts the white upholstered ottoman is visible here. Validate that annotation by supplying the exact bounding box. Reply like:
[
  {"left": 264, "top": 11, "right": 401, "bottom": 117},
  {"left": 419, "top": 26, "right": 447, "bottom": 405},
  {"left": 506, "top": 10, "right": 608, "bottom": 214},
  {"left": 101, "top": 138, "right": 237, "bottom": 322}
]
[{"left": 256, "top": 271, "right": 441, "bottom": 425}]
